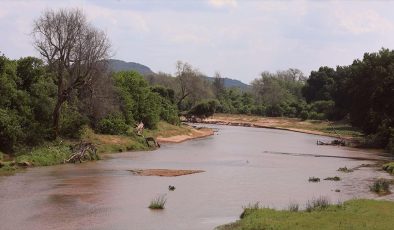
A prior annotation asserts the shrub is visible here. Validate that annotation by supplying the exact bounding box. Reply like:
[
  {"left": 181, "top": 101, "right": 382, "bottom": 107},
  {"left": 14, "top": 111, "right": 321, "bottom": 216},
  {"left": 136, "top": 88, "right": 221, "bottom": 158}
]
[
  {"left": 97, "top": 113, "right": 129, "bottom": 135},
  {"left": 148, "top": 194, "right": 167, "bottom": 209},
  {"left": 383, "top": 162, "right": 394, "bottom": 174},
  {"left": 300, "top": 110, "right": 309, "bottom": 120},
  {"left": 188, "top": 99, "right": 219, "bottom": 119},
  {"left": 370, "top": 179, "right": 390, "bottom": 194}
]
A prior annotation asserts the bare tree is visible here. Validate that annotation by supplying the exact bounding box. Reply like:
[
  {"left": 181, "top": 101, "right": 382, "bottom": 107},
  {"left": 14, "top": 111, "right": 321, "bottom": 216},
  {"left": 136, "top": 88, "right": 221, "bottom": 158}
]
[
  {"left": 32, "top": 8, "right": 111, "bottom": 137},
  {"left": 175, "top": 61, "right": 198, "bottom": 108},
  {"left": 213, "top": 71, "right": 225, "bottom": 98}
]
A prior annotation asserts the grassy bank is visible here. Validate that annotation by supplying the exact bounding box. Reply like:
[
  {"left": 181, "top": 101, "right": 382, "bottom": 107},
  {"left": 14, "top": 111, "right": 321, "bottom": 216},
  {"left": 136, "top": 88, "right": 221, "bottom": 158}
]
[
  {"left": 206, "top": 113, "right": 363, "bottom": 139},
  {"left": 0, "top": 121, "right": 194, "bottom": 176},
  {"left": 217, "top": 199, "right": 394, "bottom": 230}
]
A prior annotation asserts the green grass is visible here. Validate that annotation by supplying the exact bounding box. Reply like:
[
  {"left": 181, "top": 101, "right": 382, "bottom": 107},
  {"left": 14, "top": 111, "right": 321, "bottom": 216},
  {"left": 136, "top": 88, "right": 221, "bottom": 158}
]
[
  {"left": 16, "top": 143, "right": 72, "bottom": 166},
  {"left": 148, "top": 194, "right": 167, "bottom": 209},
  {"left": 383, "top": 162, "right": 394, "bottom": 174},
  {"left": 217, "top": 199, "right": 394, "bottom": 230}
]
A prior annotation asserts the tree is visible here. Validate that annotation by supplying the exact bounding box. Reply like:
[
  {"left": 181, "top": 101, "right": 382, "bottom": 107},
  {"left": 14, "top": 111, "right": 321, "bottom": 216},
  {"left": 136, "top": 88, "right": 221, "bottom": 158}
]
[
  {"left": 213, "top": 71, "right": 225, "bottom": 98},
  {"left": 174, "top": 61, "right": 213, "bottom": 110},
  {"left": 32, "top": 8, "right": 111, "bottom": 138}
]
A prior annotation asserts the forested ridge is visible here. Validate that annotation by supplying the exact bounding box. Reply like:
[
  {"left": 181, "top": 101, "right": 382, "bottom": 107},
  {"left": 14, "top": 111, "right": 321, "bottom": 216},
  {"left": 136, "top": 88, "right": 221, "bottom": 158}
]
[{"left": 0, "top": 8, "right": 393, "bottom": 163}]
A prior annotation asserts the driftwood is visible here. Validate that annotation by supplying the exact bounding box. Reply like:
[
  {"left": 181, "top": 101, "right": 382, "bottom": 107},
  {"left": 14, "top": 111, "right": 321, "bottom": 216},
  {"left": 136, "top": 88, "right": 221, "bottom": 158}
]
[
  {"left": 65, "top": 142, "right": 98, "bottom": 163},
  {"left": 317, "top": 139, "right": 346, "bottom": 146}
]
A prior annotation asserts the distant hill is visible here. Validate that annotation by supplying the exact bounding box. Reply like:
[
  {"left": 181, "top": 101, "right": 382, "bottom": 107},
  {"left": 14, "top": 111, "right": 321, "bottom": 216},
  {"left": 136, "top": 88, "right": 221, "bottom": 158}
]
[
  {"left": 203, "top": 76, "right": 250, "bottom": 91},
  {"left": 107, "top": 59, "right": 250, "bottom": 90},
  {"left": 107, "top": 59, "right": 154, "bottom": 75}
]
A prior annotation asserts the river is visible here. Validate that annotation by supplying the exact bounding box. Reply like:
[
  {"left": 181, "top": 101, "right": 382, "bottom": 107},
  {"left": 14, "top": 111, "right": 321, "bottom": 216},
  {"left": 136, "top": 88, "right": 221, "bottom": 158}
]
[{"left": 0, "top": 124, "right": 393, "bottom": 230}]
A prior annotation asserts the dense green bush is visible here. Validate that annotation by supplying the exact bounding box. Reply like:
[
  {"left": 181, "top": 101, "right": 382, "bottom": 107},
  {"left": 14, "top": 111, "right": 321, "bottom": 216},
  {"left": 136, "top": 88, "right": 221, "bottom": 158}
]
[
  {"left": 114, "top": 71, "right": 161, "bottom": 129},
  {"left": 188, "top": 99, "right": 219, "bottom": 118},
  {"left": 97, "top": 113, "right": 129, "bottom": 135},
  {"left": 0, "top": 55, "right": 55, "bottom": 152},
  {"left": 300, "top": 110, "right": 309, "bottom": 120},
  {"left": 59, "top": 102, "right": 88, "bottom": 139}
]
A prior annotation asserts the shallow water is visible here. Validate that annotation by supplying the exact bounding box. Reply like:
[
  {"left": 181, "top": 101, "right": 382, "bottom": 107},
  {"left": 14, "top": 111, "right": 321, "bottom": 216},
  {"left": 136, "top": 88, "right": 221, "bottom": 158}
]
[{"left": 0, "top": 125, "right": 393, "bottom": 230}]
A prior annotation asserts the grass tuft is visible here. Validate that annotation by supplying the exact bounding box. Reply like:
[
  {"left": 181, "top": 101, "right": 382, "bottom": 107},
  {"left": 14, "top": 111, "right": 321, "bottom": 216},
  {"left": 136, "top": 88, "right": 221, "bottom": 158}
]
[
  {"left": 308, "top": 177, "right": 320, "bottom": 182},
  {"left": 305, "top": 196, "right": 330, "bottom": 212},
  {"left": 369, "top": 179, "right": 391, "bottom": 195},
  {"left": 337, "top": 166, "right": 353, "bottom": 173},
  {"left": 148, "top": 194, "right": 167, "bottom": 209},
  {"left": 324, "top": 176, "right": 341, "bottom": 181},
  {"left": 288, "top": 202, "right": 299, "bottom": 212}
]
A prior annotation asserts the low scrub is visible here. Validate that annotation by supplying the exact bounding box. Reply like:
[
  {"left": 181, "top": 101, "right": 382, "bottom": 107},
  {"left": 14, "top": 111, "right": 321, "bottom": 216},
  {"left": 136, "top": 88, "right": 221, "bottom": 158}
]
[
  {"left": 148, "top": 194, "right": 167, "bottom": 209},
  {"left": 369, "top": 179, "right": 391, "bottom": 195}
]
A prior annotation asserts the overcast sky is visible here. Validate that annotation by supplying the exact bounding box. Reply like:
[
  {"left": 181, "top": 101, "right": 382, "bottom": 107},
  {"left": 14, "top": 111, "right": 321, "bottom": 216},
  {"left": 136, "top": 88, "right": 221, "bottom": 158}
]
[{"left": 1, "top": 0, "right": 394, "bottom": 83}]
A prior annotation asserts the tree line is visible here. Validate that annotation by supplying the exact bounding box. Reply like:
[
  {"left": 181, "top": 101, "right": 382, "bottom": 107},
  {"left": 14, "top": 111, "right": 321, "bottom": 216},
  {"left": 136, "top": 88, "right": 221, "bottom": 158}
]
[{"left": 0, "top": 8, "right": 393, "bottom": 155}]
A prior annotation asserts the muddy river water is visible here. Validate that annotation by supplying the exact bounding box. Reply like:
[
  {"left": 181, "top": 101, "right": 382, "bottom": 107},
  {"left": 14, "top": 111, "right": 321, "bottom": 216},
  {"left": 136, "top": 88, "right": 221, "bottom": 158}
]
[{"left": 1, "top": 124, "right": 393, "bottom": 230}]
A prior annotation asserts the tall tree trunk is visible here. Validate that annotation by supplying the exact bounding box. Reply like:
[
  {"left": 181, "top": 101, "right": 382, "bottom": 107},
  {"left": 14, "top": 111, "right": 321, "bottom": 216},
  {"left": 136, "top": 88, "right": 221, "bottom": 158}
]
[{"left": 52, "top": 99, "right": 63, "bottom": 139}]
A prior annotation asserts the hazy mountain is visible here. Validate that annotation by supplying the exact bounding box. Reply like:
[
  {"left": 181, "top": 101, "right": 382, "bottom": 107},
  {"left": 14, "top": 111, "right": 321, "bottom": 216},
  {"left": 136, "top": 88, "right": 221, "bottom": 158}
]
[
  {"left": 203, "top": 76, "right": 250, "bottom": 91},
  {"left": 108, "top": 59, "right": 250, "bottom": 90},
  {"left": 107, "top": 59, "right": 154, "bottom": 75}
]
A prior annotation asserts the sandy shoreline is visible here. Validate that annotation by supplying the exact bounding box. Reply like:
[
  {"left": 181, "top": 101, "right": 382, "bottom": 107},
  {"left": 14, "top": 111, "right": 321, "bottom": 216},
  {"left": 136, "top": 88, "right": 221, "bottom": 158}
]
[
  {"left": 156, "top": 127, "right": 214, "bottom": 143},
  {"left": 197, "top": 115, "right": 352, "bottom": 140}
]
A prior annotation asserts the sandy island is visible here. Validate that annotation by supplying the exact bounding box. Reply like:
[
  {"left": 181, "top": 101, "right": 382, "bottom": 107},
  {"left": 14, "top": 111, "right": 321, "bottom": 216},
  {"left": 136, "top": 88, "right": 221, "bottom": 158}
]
[{"left": 128, "top": 169, "right": 205, "bottom": 177}]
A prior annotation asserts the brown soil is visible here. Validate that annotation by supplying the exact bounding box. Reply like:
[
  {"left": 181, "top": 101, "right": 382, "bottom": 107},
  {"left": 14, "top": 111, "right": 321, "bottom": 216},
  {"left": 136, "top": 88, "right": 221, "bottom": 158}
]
[
  {"left": 156, "top": 127, "right": 214, "bottom": 143},
  {"left": 128, "top": 169, "right": 205, "bottom": 177}
]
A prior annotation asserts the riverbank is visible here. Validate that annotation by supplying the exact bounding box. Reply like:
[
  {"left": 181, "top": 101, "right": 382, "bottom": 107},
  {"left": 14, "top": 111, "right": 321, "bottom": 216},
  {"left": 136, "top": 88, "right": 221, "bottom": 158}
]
[
  {"left": 0, "top": 122, "right": 212, "bottom": 176},
  {"left": 197, "top": 113, "right": 362, "bottom": 140},
  {"left": 217, "top": 199, "right": 394, "bottom": 230}
]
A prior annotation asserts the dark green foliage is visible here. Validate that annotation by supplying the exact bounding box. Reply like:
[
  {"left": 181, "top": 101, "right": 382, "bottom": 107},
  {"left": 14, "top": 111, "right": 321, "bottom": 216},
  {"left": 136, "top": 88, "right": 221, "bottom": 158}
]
[
  {"left": 302, "top": 67, "right": 336, "bottom": 103},
  {"left": 97, "top": 113, "right": 129, "bottom": 135},
  {"left": 59, "top": 102, "right": 88, "bottom": 139},
  {"left": 0, "top": 55, "right": 55, "bottom": 153},
  {"left": 114, "top": 71, "right": 162, "bottom": 129},
  {"left": 188, "top": 99, "right": 219, "bottom": 118},
  {"left": 300, "top": 110, "right": 309, "bottom": 120}
]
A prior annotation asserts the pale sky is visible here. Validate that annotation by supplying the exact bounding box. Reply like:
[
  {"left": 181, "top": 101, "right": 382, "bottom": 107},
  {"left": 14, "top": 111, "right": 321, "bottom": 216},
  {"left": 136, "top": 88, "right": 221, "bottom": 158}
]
[{"left": 1, "top": 0, "right": 394, "bottom": 83}]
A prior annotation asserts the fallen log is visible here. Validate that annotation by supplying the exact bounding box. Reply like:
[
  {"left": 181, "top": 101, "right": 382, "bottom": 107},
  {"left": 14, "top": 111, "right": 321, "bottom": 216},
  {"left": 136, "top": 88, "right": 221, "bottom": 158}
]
[{"left": 65, "top": 142, "right": 98, "bottom": 163}]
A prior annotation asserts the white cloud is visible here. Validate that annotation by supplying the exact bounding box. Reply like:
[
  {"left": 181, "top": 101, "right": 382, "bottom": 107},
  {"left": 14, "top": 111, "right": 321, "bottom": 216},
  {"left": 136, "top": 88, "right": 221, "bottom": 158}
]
[
  {"left": 207, "top": 0, "right": 237, "bottom": 8},
  {"left": 336, "top": 9, "right": 393, "bottom": 34}
]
